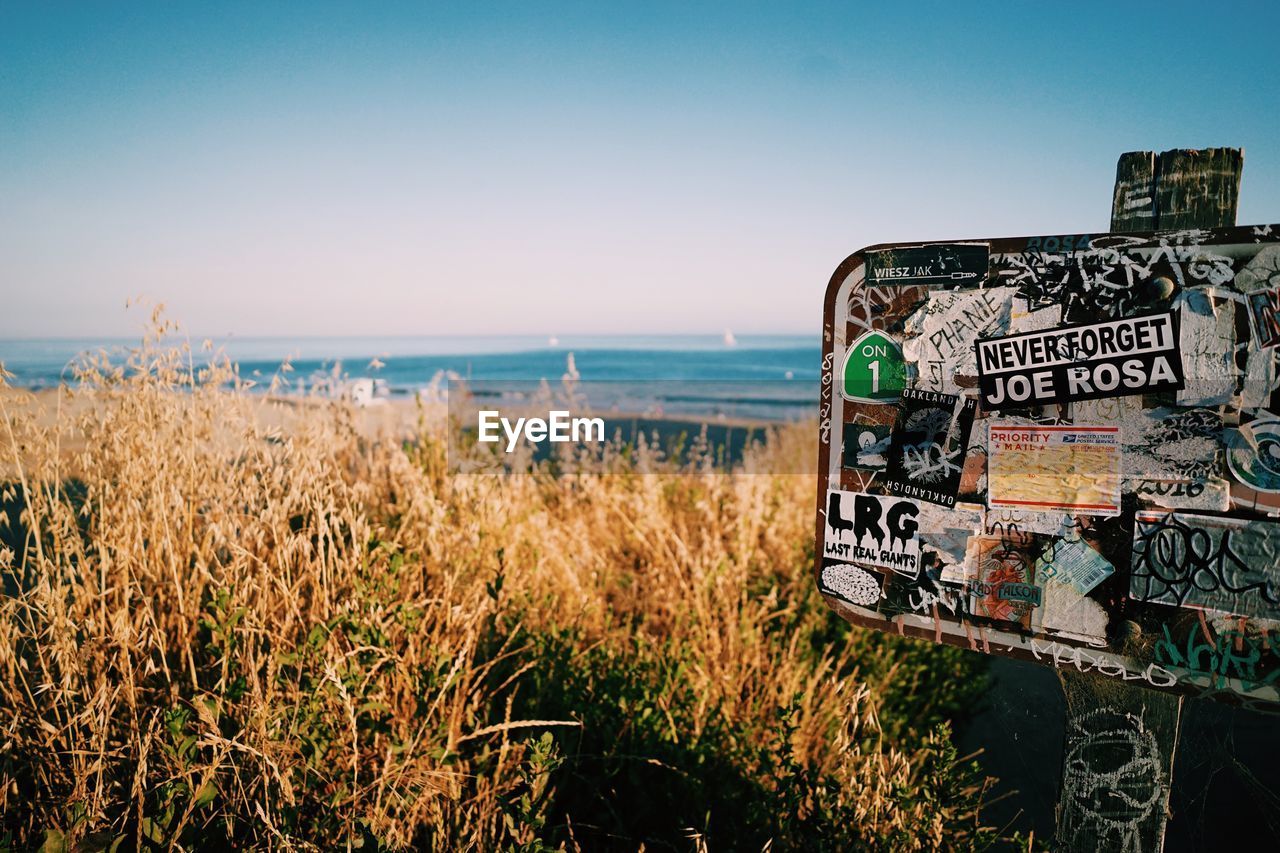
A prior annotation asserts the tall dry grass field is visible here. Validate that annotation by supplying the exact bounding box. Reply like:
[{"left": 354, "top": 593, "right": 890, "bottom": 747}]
[{"left": 0, "top": 322, "right": 999, "bottom": 851}]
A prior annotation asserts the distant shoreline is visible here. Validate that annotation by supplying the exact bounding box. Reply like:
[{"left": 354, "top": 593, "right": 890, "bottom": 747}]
[
  {"left": 0, "top": 335, "right": 822, "bottom": 426},
  {"left": 1, "top": 386, "right": 809, "bottom": 427}
]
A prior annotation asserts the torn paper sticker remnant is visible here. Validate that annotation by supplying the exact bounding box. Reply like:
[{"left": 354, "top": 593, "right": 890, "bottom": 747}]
[
  {"left": 1037, "top": 536, "right": 1115, "bottom": 595},
  {"left": 1036, "top": 577, "right": 1110, "bottom": 645},
  {"left": 918, "top": 501, "right": 983, "bottom": 579},
  {"left": 902, "top": 287, "right": 1016, "bottom": 394},
  {"left": 1175, "top": 287, "right": 1238, "bottom": 407},
  {"left": 1237, "top": 245, "right": 1280, "bottom": 350}
]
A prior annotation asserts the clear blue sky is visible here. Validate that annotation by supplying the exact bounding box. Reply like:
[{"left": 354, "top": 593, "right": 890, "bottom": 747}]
[{"left": 2, "top": 1, "right": 1278, "bottom": 338}]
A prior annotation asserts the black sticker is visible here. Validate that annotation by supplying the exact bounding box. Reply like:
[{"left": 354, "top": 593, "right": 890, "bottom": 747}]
[
  {"left": 974, "top": 311, "right": 1184, "bottom": 411},
  {"left": 883, "top": 388, "right": 976, "bottom": 508},
  {"left": 864, "top": 243, "right": 988, "bottom": 288},
  {"left": 842, "top": 423, "right": 892, "bottom": 471}
]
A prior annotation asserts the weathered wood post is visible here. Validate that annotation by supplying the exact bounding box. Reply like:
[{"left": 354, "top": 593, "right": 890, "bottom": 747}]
[{"left": 1055, "top": 147, "right": 1244, "bottom": 853}]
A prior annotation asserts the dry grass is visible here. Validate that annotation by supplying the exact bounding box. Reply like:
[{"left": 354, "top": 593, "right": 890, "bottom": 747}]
[{"left": 0, "top": 319, "right": 997, "bottom": 851}]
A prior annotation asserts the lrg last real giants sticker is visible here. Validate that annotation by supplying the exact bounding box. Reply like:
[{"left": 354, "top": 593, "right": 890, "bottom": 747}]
[
  {"left": 883, "top": 388, "right": 976, "bottom": 508},
  {"left": 823, "top": 489, "right": 921, "bottom": 578},
  {"left": 974, "top": 311, "right": 1184, "bottom": 411},
  {"left": 987, "top": 425, "right": 1122, "bottom": 516}
]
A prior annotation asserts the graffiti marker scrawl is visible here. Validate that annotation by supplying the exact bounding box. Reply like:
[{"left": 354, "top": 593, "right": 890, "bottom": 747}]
[
  {"left": 974, "top": 311, "right": 1184, "bottom": 410},
  {"left": 1131, "top": 511, "right": 1280, "bottom": 619}
]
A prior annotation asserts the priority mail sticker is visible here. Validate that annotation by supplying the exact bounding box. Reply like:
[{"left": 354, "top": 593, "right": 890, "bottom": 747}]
[
  {"left": 987, "top": 425, "right": 1122, "bottom": 516},
  {"left": 974, "top": 311, "right": 1184, "bottom": 411}
]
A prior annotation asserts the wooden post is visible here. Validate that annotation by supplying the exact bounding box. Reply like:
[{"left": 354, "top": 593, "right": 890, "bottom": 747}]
[
  {"left": 1054, "top": 147, "right": 1244, "bottom": 852},
  {"left": 1111, "top": 148, "right": 1243, "bottom": 232}
]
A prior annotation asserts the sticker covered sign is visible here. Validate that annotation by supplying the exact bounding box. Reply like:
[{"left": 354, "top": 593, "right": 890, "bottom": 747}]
[{"left": 817, "top": 224, "right": 1280, "bottom": 708}]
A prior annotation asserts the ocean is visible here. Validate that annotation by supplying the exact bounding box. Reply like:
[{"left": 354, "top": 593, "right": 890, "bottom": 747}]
[{"left": 0, "top": 334, "right": 822, "bottom": 422}]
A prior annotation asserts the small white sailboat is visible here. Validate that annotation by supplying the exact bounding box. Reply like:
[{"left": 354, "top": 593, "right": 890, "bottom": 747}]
[{"left": 723, "top": 328, "right": 737, "bottom": 347}]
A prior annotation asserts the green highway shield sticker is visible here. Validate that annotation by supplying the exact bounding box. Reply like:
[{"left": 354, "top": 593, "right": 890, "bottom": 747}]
[
  {"left": 864, "top": 243, "right": 988, "bottom": 287},
  {"left": 841, "top": 329, "right": 906, "bottom": 403}
]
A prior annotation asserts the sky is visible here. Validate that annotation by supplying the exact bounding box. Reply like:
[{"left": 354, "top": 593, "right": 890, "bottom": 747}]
[{"left": 2, "top": 1, "right": 1279, "bottom": 338}]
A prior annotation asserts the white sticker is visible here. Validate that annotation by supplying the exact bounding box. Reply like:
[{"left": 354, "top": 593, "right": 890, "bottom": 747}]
[{"left": 820, "top": 563, "right": 883, "bottom": 606}]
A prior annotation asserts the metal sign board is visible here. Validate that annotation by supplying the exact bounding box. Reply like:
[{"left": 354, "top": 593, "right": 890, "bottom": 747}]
[{"left": 816, "top": 225, "right": 1280, "bottom": 710}]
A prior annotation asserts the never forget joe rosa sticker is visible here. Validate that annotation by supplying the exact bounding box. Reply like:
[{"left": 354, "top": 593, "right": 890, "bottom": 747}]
[{"left": 974, "top": 311, "right": 1184, "bottom": 411}]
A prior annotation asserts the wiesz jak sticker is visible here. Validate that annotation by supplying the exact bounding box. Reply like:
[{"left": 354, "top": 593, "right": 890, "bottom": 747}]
[
  {"left": 864, "top": 243, "right": 988, "bottom": 288},
  {"left": 974, "top": 311, "right": 1184, "bottom": 411},
  {"left": 883, "top": 389, "right": 976, "bottom": 508},
  {"left": 823, "top": 489, "right": 921, "bottom": 577},
  {"left": 841, "top": 329, "right": 906, "bottom": 403},
  {"left": 987, "top": 425, "right": 1122, "bottom": 516}
]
